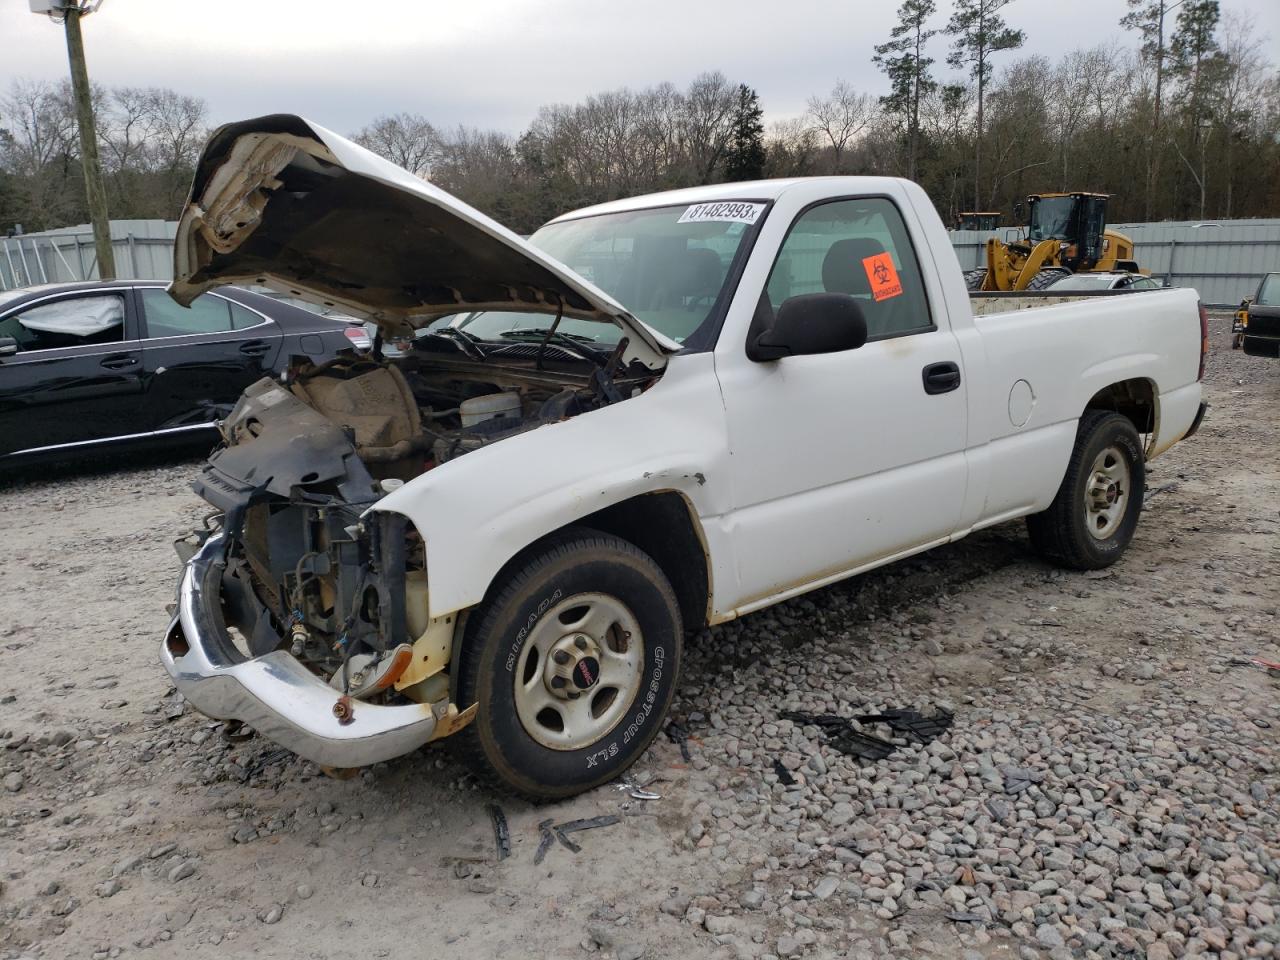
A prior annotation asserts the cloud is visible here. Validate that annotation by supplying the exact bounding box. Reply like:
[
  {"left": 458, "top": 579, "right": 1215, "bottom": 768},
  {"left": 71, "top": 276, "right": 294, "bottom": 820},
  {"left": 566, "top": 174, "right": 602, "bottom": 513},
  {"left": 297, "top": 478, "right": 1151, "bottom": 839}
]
[{"left": 2, "top": 0, "right": 1277, "bottom": 133}]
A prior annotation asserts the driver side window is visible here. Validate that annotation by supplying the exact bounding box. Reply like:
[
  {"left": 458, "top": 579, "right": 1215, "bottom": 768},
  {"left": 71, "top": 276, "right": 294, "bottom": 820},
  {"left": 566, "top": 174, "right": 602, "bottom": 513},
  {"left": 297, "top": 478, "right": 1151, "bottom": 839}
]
[
  {"left": 764, "top": 198, "right": 932, "bottom": 341},
  {"left": 0, "top": 295, "right": 126, "bottom": 352}
]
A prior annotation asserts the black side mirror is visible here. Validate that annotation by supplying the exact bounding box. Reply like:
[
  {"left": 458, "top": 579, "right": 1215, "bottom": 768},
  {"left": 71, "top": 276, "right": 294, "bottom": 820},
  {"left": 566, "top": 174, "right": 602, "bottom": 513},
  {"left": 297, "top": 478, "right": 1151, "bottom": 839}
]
[
  {"left": 0, "top": 337, "right": 17, "bottom": 358},
  {"left": 749, "top": 293, "right": 868, "bottom": 361}
]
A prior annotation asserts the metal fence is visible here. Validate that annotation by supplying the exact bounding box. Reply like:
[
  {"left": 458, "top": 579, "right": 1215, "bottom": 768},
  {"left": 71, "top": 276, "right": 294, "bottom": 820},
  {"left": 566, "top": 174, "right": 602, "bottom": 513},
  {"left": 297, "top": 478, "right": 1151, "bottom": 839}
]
[
  {"left": 949, "top": 220, "right": 1280, "bottom": 307},
  {"left": 5, "top": 216, "right": 1278, "bottom": 308},
  {"left": 0, "top": 220, "right": 176, "bottom": 292}
]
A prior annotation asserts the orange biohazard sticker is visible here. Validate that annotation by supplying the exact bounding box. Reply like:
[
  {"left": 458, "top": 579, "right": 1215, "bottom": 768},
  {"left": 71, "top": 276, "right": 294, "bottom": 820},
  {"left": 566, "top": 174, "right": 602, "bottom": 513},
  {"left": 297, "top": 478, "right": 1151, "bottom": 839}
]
[{"left": 862, "top": 252, "right": 903, "bottom": 301}]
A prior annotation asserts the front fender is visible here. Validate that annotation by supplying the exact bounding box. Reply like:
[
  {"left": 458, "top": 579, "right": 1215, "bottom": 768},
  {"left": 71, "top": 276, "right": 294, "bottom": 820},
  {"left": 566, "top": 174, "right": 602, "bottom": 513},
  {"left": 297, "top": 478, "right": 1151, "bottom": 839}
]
[{"left": 368, "top": 353, "right": 730, "bottom": 618}]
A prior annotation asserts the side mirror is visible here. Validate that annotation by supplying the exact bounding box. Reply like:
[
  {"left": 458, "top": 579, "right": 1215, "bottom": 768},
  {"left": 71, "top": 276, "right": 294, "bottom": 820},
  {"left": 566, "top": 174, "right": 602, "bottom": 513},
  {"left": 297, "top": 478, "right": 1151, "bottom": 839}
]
[
  {"left": 749, "top": 293, "right": 868, "bottom": 362},
  {"left": 0, "top": 337, "right": 17, "bottom": 357}
]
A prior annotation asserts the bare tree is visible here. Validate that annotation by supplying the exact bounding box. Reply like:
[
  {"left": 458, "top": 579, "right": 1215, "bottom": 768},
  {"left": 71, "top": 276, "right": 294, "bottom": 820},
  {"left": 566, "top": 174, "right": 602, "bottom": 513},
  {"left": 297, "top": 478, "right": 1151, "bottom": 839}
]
[
  {"left": 764, "top": 117, "right": 820, "bottom": 177},
  {"left": 0, "top": 78, "right": 81, "bottom": 229},
  {"left": 352, "top": 113, "right": 440, "bottom": 178},
  {"left": 806, "top": 81, "right": 874, "bottom": 172},
  {"left": 678, "top": 71, "right": 738, "bottom": 182}
]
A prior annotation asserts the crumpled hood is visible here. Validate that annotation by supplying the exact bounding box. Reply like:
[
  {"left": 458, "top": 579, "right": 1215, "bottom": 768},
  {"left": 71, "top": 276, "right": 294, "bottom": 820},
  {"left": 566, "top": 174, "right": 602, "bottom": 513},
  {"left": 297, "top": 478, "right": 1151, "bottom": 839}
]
[{"left": 169, "top": 114, "right": 671, "bottom": 367}]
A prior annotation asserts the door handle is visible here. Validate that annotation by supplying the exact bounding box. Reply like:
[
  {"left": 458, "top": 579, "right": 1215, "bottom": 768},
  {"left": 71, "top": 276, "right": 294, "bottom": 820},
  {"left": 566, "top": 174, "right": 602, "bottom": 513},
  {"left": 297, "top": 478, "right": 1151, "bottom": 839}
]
[
  {"left": 239, "top": 340, "right": 272, "bottom": 357},
  {"left": 100, "top": 354, "right": 139, "bottom": 370},
  {"left": 922, "top": 361, "right": 961, "bottom": 395}
]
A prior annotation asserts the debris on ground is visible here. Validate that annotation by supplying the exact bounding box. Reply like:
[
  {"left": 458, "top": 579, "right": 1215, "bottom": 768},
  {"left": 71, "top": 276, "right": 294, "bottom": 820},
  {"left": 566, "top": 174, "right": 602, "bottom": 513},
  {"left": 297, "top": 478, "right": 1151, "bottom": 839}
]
[
  {"left": 781, "top": 706, "right": 952, "bottom": 761},
  {"left": 664, "top": 721, "right": 692, "bottom": 762},
  {"left": 487, "top": 804, "right": 511, "bottom": 861},
  {"left": 772, "top": 758, "right": 797, "bottom": 786}
]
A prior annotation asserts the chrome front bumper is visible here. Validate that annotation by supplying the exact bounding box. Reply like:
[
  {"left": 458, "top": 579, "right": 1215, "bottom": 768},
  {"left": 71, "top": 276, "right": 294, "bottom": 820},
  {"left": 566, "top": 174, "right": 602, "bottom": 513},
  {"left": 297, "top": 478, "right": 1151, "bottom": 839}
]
[{"left": 160, "top": 531, "right": 439, "bottom": 768}]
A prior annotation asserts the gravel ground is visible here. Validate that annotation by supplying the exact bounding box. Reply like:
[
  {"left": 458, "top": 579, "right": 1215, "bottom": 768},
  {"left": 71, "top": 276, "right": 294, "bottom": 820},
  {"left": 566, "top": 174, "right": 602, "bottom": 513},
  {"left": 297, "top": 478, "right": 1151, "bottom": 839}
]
[{"left": 1, "top": 316, "right": 1277, "bottom": 960}]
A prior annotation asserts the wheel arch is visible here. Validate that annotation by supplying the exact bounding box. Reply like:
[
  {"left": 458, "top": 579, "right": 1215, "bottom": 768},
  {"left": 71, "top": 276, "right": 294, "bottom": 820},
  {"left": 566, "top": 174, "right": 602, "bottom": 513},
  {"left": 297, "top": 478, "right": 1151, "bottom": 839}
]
[
  {"left": 445, "top": 489, "right": 710, "bottom": 705},
  {"left": 1083, "top": 377, "right": 1158, "bottom": 457}
]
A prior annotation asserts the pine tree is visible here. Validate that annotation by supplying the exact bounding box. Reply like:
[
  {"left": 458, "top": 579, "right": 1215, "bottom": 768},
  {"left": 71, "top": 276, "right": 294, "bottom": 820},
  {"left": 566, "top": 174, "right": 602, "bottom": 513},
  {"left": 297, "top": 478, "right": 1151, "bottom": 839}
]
[
  {"left": 1169, "top": 0, "right": 1226, "bottom": 218},
  {"left": 723, "top": 84, "right": 766, "bottom": 182},
  {"left": 945, "top": 0, "right": 1025, "bottom": 209},
  {"left": 874, "top": 0, "right": 938, "bottom": 182},
  {"left": 1121, "top": 0, "right": 1182, "bottom": 218}
]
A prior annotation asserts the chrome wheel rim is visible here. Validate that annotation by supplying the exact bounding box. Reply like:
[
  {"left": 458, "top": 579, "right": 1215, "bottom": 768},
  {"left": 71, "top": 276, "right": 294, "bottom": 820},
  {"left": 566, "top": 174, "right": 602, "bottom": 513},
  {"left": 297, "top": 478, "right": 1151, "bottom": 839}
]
[
  {"left": 514, "top": 592, "right": 644, "bottom": 751},
  {"left": 1085, "top": 445, "right": 1130, "bottom": 540}
]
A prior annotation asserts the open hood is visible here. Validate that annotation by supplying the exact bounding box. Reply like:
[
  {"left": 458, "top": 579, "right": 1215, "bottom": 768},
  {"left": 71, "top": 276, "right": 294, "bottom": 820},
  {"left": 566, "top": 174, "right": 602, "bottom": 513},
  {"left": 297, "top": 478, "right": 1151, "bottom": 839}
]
[{"left": 170, "top": 114, "right": 671, "bottom": 368}]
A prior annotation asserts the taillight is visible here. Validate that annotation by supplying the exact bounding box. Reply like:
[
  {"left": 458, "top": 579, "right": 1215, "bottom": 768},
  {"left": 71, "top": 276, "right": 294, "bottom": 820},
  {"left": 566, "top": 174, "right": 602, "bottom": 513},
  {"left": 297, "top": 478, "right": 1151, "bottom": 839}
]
[
  {"left": 343, "top": 326, "right": 371, "bottom": 350},
  {"left": 1197, "top": 301, "right": 1209, "bottom": 381}
]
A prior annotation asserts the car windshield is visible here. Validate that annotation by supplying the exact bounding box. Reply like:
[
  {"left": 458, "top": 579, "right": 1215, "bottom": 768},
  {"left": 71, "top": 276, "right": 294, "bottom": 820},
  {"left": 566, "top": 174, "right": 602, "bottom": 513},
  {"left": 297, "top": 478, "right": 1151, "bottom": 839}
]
[
  {"left": 1257, "top": 274, "right": 1280, "bottom": 306},
  {"left": 447, "top": 202, "right": 762, "bottom": 347},
  {"left": 1028, "top": 197, "right": 1076, "bottom": 242}
]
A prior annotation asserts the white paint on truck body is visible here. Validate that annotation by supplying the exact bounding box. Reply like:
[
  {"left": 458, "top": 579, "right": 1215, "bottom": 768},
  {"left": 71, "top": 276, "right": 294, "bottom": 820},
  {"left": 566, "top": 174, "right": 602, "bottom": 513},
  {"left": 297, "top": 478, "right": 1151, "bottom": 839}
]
[{"left": 371, "top": 176, "right": 1204, "bottom": 623}]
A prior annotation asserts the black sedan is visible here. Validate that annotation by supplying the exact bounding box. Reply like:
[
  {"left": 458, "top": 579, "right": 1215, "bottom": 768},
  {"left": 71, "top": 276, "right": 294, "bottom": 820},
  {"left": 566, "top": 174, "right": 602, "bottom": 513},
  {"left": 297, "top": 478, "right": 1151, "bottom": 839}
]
[{"left": 0, "top": 281, "right": 368, "bottom": 464}]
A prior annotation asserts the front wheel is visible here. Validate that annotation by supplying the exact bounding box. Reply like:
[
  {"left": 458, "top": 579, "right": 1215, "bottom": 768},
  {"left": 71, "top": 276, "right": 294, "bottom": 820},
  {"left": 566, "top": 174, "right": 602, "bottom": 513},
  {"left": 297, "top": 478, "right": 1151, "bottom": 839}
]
[
  {"left": 456, "top": 529, "right": 682, "bottom": 800},
  {"left": 1026, "top": 411, "right": 1146, "bottom": 570}
]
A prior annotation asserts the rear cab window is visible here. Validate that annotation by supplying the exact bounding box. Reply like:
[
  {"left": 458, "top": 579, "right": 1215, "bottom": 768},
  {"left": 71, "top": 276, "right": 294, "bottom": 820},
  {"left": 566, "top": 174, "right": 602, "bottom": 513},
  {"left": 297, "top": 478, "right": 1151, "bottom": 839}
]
[{"left": 764, "top": 197, "right": 932, "bottom": 342}]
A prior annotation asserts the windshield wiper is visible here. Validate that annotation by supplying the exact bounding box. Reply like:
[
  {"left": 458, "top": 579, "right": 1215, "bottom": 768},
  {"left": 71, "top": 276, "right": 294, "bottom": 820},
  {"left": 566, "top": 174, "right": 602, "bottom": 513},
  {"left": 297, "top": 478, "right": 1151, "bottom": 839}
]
[
  {"left": 497, "top": 328, "right": 609, "bottom": 365},
  {"left": 498, "top": 328, "right": 599, "bottom": 344},
  {"left": 424, "top": 326, "right": 485, "bottom": 361}
]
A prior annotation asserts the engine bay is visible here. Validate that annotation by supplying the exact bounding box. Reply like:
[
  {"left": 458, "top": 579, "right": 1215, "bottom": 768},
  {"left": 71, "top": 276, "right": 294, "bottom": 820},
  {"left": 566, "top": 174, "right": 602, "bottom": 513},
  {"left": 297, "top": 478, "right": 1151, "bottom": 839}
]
[{"left": 188, "top": 339, "right": 660, "bottom": 712}]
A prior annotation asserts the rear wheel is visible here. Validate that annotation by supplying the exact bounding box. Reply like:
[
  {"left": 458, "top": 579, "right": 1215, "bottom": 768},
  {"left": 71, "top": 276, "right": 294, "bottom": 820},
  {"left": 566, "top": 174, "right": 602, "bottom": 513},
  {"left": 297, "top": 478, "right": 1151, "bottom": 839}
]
[
  {"left": 456, "top": 529, "right": 682, "bottom": 800},
  {"left": 1027, "top": 411, "right": 1145, "bottom": 570}
]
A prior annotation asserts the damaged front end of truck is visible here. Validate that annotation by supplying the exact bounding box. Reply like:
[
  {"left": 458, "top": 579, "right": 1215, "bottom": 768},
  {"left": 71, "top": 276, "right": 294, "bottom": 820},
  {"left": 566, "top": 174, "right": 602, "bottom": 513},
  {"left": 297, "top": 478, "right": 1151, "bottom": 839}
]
[{"left": 160, "top": 114, "right": 672, "bottom": 769}]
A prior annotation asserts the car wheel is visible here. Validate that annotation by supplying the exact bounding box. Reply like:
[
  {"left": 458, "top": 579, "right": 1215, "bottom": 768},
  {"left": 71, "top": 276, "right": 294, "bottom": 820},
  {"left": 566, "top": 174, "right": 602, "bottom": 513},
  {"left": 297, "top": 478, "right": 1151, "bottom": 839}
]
[
  {"left": 456, "top": 529, "right": 682, "bottom": 800},
  {"left": 1026, "top": 411, "right": 1145, "bottom": 570}
]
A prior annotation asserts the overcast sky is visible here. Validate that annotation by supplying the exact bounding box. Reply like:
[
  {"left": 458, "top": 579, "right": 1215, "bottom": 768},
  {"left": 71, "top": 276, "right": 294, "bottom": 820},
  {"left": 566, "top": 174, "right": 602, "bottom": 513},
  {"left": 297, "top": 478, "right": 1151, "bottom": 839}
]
[{"left": 2, "top": 0, "right": 1277, "bottom": 136}]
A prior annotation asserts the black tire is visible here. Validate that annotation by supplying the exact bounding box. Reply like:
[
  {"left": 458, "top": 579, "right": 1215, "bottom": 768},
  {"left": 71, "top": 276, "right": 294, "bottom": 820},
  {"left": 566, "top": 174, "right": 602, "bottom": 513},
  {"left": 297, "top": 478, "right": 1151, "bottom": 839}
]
[
  {"left": 1026, "top": 267, "right": 1071, "bottom": 291},
  {"left": 1026, "top": 411, "right": 1146, "bottom": 570},
  {"left": 963, "top": 268, "right": 987, "bottom": 291},
  {"left": 455, "top": 528, "right": 682, "bottom": 800}
]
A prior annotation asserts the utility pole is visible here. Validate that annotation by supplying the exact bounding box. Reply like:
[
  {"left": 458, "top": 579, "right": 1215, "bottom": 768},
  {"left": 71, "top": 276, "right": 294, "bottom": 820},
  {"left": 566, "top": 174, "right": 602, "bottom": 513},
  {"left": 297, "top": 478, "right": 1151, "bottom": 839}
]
[{"left": 33, "top": 0, "right": 115, "bottom": 279}]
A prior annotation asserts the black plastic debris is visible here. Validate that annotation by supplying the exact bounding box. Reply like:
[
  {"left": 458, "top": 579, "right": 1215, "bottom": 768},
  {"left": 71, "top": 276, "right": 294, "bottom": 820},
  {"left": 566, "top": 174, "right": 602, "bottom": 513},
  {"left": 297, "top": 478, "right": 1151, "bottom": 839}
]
[
  {"left": 947, "top": 911, "right": 984, "bottom": 923},
  {"left": 773, "top": 758, "right": 797, "bottom": 786},
  {"left": 854, "top": 708, "right": 954, "bottom": 745},
  {"left": 827, "top": 729, "right": 896, "bottom": 761},
  {"left": 534, "top": 818, "right": 556, "bottom": 865},
  {"left": 220, "top": 719, "right": 254, "bottom": 744},
  {"left": 554, "top": 826, "right": 581, "bottom": 853},
  {"left": 487, "top": 804, "right": 511, "bottom": 861},
  {"left": 780, "top": 708, "right": 950, "bottom": 762},
  {"left": 558, "top": 814, "right": 621, "bottom": 836},
  {"left": 535, "top": 814, "right": 621, "bottom": 862},
  {"left": 665, "top": 721, "right": 693, "bottom": 762}
]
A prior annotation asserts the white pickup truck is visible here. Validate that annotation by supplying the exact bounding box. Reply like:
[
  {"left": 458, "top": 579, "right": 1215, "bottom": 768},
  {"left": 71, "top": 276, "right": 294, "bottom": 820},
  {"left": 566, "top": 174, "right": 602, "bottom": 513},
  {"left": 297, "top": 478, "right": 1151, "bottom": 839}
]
[{"left": 161, "top": 115, "right": 1209, "bottom": 798}]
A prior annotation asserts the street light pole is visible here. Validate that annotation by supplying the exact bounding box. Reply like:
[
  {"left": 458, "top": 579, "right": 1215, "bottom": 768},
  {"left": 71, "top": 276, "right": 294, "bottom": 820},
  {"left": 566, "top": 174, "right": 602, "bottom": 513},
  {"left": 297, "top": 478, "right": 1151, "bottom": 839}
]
[{"left": 59, "top": 2, "right": 116, "bottom": 279}]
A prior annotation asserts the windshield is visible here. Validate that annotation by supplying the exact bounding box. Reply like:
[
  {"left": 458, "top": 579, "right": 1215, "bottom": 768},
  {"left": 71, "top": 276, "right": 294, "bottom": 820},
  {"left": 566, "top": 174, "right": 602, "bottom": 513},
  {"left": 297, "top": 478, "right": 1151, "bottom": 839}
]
[
  {"left": 451, "top": 202, "right": 761, "bottom": 347},
  {"left": 1028, "top": 197, "right": 1076, "bottom": 242},
  {"left": 1257, "top": 273, "right": 1280, "bottom": 306}
]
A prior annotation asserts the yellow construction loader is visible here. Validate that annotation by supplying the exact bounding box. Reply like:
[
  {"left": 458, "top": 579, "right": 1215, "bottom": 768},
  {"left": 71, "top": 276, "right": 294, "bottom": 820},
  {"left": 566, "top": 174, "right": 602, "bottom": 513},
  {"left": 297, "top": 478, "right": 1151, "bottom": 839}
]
[{"left": 964, "top": 192, "right": 1144, "bottom": 292}]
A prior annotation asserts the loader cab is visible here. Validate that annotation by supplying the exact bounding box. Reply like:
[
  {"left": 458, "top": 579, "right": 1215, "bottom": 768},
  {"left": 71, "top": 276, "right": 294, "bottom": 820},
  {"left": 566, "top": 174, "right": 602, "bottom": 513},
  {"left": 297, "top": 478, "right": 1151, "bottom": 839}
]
[
  {"left": 957, "top": 211, "right": 1001, "bottom": 231},
  {"left": 1027, "top": 192, "right": 1109, "bottom": 270}
]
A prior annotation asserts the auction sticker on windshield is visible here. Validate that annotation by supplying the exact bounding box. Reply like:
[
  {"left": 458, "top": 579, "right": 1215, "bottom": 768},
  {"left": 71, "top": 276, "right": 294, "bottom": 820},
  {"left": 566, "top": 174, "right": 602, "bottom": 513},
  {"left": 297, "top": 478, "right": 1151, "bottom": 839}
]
[{"left": 677, "top": 202, "right": 765, "bottom": 225}]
